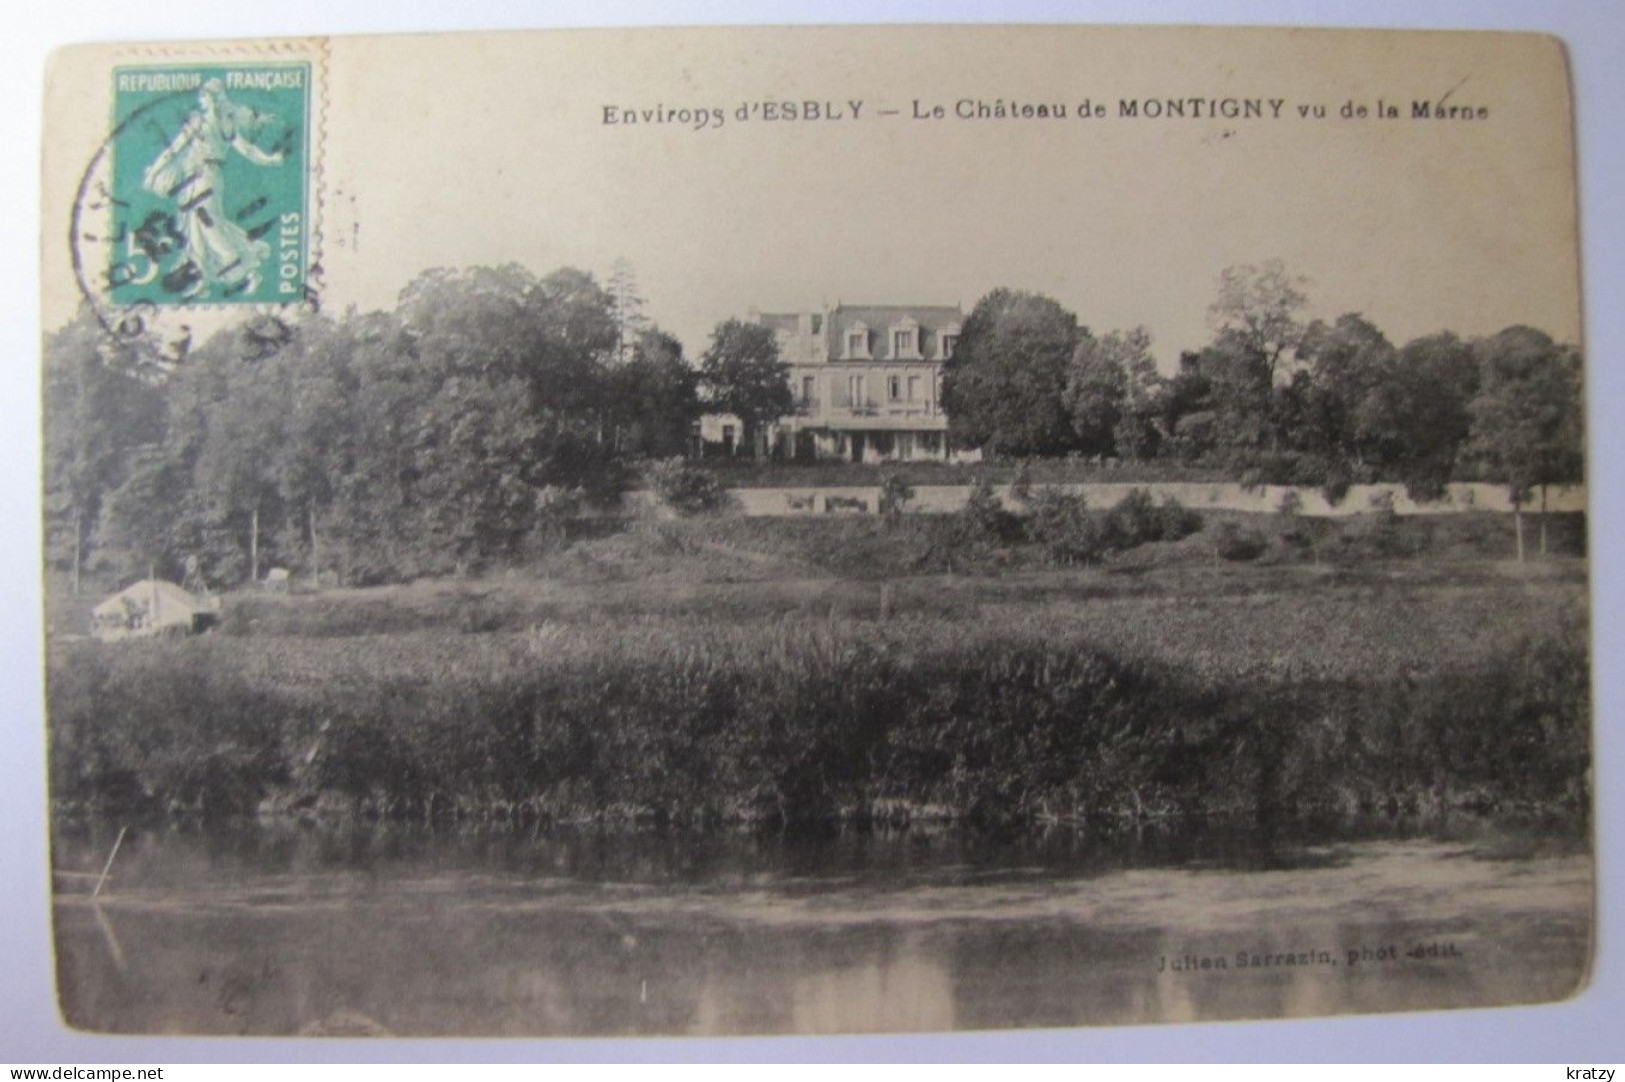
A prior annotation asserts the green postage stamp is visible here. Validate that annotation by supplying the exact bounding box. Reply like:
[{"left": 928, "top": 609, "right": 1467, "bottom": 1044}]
[{"left": 106, "top": 63, "right": 310, "bottom": 306}]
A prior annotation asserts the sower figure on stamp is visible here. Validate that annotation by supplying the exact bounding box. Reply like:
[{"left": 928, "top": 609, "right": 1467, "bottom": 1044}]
[{"left": 142, "top": 78, "right": 285, "bottom": 299}]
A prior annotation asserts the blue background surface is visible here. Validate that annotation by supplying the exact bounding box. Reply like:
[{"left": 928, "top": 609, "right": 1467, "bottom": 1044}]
[{"left": 4, "top": 0, "right": 1619, "bottom": 1063}]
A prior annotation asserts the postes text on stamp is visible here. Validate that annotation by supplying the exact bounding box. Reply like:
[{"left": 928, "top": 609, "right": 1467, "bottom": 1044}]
[{"left": 106, "top": 63, "right": 310, "bottom": 307}]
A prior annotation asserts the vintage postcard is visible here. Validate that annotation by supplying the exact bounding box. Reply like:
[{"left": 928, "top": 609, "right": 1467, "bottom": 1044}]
[{"left": 40, "top": 26, "right": 1589, "bottom": 1037}]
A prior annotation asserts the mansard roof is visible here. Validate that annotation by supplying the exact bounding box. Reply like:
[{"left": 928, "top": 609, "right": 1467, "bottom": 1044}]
[{"left": 827, "top": 304, "right": 962, "bottom": 361}]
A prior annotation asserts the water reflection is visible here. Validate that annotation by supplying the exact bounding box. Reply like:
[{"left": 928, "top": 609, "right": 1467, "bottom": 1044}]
[{"left": 51, "top": 817, "right": 1591, "bottom": 1036}]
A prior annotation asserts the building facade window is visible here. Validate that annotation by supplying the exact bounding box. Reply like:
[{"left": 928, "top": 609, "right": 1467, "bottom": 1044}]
[
  {"left": 941, "top": 333, "right": 959, "bottom": 359},
  {"left": 801, "top": 375, "right": 816, "bottom": 403},
  {"left": 845, "top": 323, "right": 870, "bottom": 358},
  {"left": 888, "top": 375, "right": 902, "bottom": 401}
]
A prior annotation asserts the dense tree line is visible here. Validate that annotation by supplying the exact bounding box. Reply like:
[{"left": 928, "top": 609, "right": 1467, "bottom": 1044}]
[
  {"left": 44, "top": 257, "right": 1585, "bottom": 589},
  {"left": 943, "top": 260, "right": 1586, "bottom": 522},
  {"left": 46, "top": 264, "right": 714, "bottom": 588}
]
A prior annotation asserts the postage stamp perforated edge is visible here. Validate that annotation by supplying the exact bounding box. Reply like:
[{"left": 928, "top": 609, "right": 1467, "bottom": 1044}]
[{"left": 69, "top": 38, "right": 330, "bottom": 353}]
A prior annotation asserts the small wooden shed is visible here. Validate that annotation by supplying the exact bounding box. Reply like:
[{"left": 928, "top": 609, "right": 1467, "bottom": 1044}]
[{"left": 91, "top": 579, "right": 221, "bottom": 642}]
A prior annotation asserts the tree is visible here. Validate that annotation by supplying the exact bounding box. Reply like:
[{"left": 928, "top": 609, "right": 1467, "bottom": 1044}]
[
  {"left": 1192, "top": 261, "right": 1309, "bottom": 463},
  {"left": 1064, "top": 326, "right": 1160, "bottom": 459},
  {"left": 607, "top": 327, "right": 700, "bottom": 458},
  {"left": 410, "top": 373, "right": 550, "bottom": 568},
  {"left": 1360, "top": 331, "right": 1479, "bottom": 501},
  {"left": 1190, "top": 340, "right": 1275, "bottom": 455},
  {"left": 284, "top": 311, "right": 432, "bottom": 584},
  {"left": 189, "top": 317, "right": 298, "bottom": 585},
  {"left": 398, "top": 263, "right": 616, "bottom": 418},
  {"left": 270, "top": 318, "right": 348, "bottom": 586},
  {"left": 1467, "top": 326, "right": 1584, "bottom": 561},
  {"left": 1063, "top": 332, "right": 1124, "bottom": 457},
  {"left": 942, "top": 289, "right": 1083, "bottom": 456},
  {"left": 606, "top": 258, "right": 650, "bottom": 366},
  {"left": 1296, "top": 313, "right": 1395, "bottom": 465},
  {"left": 95, "top": 443, "right": 198, "bottom": 582},
  {"left": 47, "top": 262, "right": 661, "bottom": 588},
  {"left": 529, "top": 267, "right": 622, "bottom": 418},
  {"left": 393, "top": 265, "right": 625, "bottom": 571},
  {"left": 1154, "top": 351, "right": 1217, "bottom": 462},
  {"left": 42, "top": 309, "right": 165, "bottom": 592},
  {"left": 1207, "top": 259, "right": 1309, "bottom": 385},
  {"left": 1114, "top": 328, "right": 1163, "bottom": 462},
  {"left": 698, "top": 318, "right": 792, "bottom": 457}
]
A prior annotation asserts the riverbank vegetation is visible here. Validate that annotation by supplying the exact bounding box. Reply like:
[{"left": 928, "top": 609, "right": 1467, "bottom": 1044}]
[{"left": 47, "top": 538, "right": 1590, "bottom": 827}]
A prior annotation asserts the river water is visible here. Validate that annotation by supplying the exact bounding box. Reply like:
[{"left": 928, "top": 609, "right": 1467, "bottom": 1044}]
[{"left": 51, "top": 817, "right": 1591, "bottom": 1037}]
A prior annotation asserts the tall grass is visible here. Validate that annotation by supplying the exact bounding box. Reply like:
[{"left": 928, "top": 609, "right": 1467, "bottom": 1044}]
[{"left": 47, "top": 612, "right": 1590, "bottom": 826}]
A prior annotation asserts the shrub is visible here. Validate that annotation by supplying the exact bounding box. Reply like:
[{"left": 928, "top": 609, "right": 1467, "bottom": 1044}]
[
  {"left": 959, "top": 478, "right": 1016, "bottom": 544},
  {"left": 1274, "top": 490, "right": 1315, "bottom": 555},
  {"left": 1156, "top": 496, "right": 1203, "bottom": 541},
  {"left": 879, "top": 473, "right": 916, "bottom": 518},
  {"left": 1023, "top": 488, "right": 1203, "bottom": 567},
  {"left": 1024, "top": 487, "right": 1102, "bottom": 565},
  {"left": 1213, "top": 521, "right": 1266, "bottom": 561},
  {"left": 48, "top": 644, "right": 288, "bottom": 816},
  {"left": 646, "top": 458, "right": 731, "bottom": 516},
  {"left": 1105, "top": 488, "right": 1161, "bottom": 545},
  {"left": 522, "top": 485, "right": 583, "bottom": 556},
  {"left": 1008, "top": 459, "right": 1035, "bottom": 507},
  {"left": 1320, "top": 460, "right": 1355, "bottom": 507},
  {"left": 1228, "top": 451, "right": 1372, "bottom": 508},
  {"left": 1102, "top": 489, "right": 1203, "bottom": 548}
]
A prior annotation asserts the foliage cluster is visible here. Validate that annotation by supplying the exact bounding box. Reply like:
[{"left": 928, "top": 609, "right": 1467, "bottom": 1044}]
[
  {"left": 1212, "top": 522, "right": 1268, "bottom": 562},
  {"left": 878, "top": 473, "right": 916, "bottom": 518},
  {"left": 43, "top": 262, "right": 796, "bottom": 589},
  {"left": 48, "top": 610, "right": 1589, "bottom": 825},
  {"left": 43, "top": 255, "right": 1587, "bottom": 591},
  {"left": 645, "top": 458, "right": 732, "bottom": 516},
  {"left": 941, "top": 263, "right": 1585, "bottom": 525},
  {"left": 49, "top": 267, "right": 682, "bottom": 587},
  {"left": 1023, "top": 487, "right": 1204, "bottom": 565}
]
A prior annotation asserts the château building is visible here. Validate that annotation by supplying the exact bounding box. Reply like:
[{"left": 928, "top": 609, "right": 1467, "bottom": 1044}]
[{"left": 702, "top": 303, "right": 969, "bottom": 462}]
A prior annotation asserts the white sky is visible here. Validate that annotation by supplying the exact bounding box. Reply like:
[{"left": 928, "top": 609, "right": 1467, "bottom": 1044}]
[{"left": 43, "top": 26, "right": 1581, "bottom": 372}]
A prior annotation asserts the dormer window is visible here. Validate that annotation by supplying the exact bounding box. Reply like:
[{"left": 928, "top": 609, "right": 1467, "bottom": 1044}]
[
  {"left": 939, "top": 323, "right": 962, "bottom": 359},
  {"left": 888, "top": 317, "right": 922, "bottom": 359},
  {"left": 844, "top": 322, "right": 870, "bottom": 359}
]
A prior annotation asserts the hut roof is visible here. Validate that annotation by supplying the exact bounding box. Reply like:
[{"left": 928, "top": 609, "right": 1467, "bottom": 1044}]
[{"left": 92, "top": 579, "right": 216, "bottom": 640}]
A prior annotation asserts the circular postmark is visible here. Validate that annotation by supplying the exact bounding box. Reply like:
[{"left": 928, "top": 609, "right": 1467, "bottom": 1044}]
[{"left": 69, "top": 64, "right": 322, "bottom": 363}]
